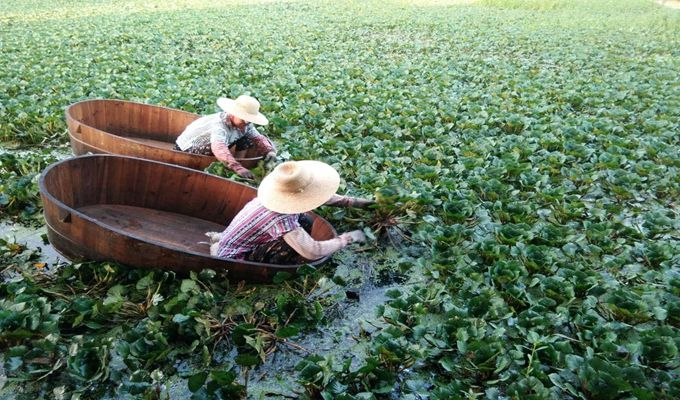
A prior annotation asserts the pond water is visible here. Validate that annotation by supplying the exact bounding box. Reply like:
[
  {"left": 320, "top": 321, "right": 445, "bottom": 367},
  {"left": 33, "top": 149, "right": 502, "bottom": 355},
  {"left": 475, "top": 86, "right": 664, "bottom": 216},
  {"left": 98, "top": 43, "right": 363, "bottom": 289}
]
[
  {"left": 152, "top": 283, "right": 398, "bottom": 399},
  {"left": 0, "top": 222, "right": 65, "bottom": 268}
]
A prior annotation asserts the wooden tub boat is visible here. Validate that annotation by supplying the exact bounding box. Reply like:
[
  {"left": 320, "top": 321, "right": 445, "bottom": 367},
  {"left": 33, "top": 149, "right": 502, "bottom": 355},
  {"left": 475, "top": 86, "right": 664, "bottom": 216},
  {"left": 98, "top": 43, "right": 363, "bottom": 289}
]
[
  {"left": 66, "top": 99, "right": 263, "bottom": 170},
  {"left": 39, "top": 155, "right": 336, "bottom": 283}
]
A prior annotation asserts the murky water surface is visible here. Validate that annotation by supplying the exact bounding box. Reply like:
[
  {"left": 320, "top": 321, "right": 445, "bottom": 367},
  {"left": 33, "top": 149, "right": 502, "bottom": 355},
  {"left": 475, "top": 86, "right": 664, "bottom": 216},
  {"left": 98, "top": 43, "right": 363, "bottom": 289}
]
[{"left": 0, "top": 222, "right": 65, "bottom": 267}]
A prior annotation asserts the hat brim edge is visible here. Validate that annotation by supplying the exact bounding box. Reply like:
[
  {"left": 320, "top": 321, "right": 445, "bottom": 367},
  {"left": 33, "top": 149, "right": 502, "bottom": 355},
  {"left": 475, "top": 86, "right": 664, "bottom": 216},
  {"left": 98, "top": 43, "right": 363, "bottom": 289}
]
[
  {"left": 258, "top": 161, "right": 340, "bottom": 214},
  {"left": 217, "top": 97, "right": 269, "bottom": 125}
]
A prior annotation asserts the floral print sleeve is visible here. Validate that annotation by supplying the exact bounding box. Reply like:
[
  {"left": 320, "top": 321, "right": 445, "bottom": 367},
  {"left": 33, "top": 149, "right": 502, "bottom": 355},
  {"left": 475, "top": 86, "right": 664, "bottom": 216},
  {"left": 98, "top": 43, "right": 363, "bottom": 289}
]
[{"left": 246, "top": 125, "right": 276, "bottom": 154}]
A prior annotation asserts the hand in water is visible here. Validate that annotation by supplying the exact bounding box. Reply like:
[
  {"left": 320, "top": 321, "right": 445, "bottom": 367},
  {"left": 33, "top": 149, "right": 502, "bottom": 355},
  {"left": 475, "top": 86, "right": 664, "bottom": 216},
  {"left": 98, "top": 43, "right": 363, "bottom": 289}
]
[{"left": 342, "top": 230, "right": 367, "bottom": 244}]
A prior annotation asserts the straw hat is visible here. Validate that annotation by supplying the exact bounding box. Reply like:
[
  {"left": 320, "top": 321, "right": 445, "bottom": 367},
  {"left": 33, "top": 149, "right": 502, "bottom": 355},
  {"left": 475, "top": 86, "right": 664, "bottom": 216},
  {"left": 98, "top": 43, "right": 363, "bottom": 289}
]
[
  {"left": 258, "top": 161, "right": 340, "bottom": 214},
  {"left": 217, "top": 95, "right": 269, "bottom": 125}
]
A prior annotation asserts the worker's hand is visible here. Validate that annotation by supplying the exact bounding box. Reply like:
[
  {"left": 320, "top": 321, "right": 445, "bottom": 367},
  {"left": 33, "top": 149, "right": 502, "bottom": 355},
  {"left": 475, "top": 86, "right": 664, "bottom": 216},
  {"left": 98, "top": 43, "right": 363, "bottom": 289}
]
[
  {"left": 205, "top": 231, "right": 222, "bottom": 244},
  {"left": 264, "top": 151, "right": 277, "bottom": 164},
  {"left": 342, "top": 230, "right": 367, "bottom": 244},
  {"left": 237, "top": 169, "right": 255, "bottom": 180}
]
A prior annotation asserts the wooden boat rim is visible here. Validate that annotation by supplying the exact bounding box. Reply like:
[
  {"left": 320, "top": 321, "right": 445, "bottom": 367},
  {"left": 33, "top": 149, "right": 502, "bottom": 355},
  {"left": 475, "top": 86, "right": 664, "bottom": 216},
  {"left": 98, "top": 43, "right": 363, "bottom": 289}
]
[
  {"left": 69, "top": 130, "right": 110, "bottom": 154},
  {"left": 39, "top": 154, "right": 333, "bottom": 270},
  {"left": 69, "top": 129, "right": 263, "bottom": 163},
  {"left": 66, "top": 98, "right": 197, "bottom": 117},
  {"left": 69, "top": 129, "right": 258, "bottom": 163},
  {"left": 66, "top": 99, "right": 263, "bottom": 162}
]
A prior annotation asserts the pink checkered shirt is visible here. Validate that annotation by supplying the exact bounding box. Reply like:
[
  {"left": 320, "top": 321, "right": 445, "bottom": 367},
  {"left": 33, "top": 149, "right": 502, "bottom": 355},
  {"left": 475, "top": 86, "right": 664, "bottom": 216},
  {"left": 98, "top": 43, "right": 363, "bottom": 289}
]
[{"left": 216, "top": 198, "right": 301, "bottom": 259}]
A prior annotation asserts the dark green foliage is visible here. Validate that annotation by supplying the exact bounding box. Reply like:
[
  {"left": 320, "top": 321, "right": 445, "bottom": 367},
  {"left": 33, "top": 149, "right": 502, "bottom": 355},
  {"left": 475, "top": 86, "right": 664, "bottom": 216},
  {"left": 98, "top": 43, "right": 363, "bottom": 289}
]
[
  {"left": 1, "top": 0, "right": 679, "bottom": 398},
  {"left": 0, "top": 240, "right": 336, "bottom": 397},
  {"left": 0, "top": 151, "right": 58, "bottom": 224}
]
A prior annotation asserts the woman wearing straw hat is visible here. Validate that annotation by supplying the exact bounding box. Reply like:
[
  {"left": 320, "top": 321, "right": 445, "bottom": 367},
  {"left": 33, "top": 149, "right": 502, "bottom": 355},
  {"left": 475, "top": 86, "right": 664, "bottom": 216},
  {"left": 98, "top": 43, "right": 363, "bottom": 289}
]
[
  {"left": 174, "top": 95, "right": 276, "bottom": 180},
  {"left": 208, "top": 160, "right": 374, "bottom": 264}
]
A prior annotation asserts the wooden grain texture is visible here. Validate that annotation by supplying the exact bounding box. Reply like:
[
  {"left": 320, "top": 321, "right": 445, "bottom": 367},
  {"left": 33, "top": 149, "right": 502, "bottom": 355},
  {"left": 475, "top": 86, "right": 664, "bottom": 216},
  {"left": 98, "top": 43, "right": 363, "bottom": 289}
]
[
  {"left": 39, "top": 155, "right": 336, "bottom": 283},
  {"left": 78, "top": 204, "right": 222, "bottom": 253},
  {"left": 66, "top": 99, "right": 264, "bottom": 170}
]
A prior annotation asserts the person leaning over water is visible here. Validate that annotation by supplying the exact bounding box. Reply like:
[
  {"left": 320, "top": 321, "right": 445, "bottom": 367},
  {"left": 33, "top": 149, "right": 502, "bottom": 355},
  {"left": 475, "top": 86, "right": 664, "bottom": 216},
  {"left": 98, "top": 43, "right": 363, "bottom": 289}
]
[
  {"left": 174, "top": 95, "right": 276, "bottom": 180},
  {"left": 207, "top": 160, "right": 374, "bottom": 264}
]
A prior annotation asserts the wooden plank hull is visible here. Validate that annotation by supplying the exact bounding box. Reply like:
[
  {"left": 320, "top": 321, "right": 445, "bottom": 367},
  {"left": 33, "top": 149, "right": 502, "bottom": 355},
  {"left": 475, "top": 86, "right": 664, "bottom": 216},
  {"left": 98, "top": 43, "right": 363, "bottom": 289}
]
[
  {"left": 39, "top": 155, "right": 336, "bottom": 283},
  {"left": 66, "top": 99, "right": 263, "bottom": 170}
]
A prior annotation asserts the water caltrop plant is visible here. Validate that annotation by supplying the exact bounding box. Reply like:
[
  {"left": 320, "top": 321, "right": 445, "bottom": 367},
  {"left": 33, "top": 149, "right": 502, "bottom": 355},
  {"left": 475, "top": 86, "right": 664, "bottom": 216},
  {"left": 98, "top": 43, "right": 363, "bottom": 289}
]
[
  {"left": 0, "top": 151, "right": 59, "bottom": 224},
  {"left": 1, "top": 0, "right": 679, "bottom": 398},
  {"left": 0, "top": 240, "right": 341, "bottom": 398}
]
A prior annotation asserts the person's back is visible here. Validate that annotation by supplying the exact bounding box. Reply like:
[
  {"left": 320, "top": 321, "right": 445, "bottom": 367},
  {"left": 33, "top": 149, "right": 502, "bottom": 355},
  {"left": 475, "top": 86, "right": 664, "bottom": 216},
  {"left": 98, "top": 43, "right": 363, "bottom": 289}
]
[
  {"left": 175, "top": 113, "right": 222, "bottom": 151},
  {"left": 215, "top": 197, "right": 301, "bottom": 260}
]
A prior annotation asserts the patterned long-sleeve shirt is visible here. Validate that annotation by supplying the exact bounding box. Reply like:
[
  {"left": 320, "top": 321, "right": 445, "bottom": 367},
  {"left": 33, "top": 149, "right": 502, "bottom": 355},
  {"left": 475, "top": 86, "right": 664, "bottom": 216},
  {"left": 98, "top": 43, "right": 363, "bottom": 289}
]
[
  {"left": 214, "top": 195, "right": 368, "bottom": 260},
  {"left": 176, "top": 112, "right": 275, "bottom": 174},
  {"left": 216, "top": 197, "right": 304, "bottom": 259}
]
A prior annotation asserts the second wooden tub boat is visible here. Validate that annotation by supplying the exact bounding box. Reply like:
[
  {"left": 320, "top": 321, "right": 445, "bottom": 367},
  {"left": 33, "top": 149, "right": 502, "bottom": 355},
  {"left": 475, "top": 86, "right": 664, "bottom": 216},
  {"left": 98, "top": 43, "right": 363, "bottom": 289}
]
[
  {"left": 66, "top": 99, "right": 264, "bottom": 170},
  {"left": 39, "top": 155, "right": 336, "bottom": 283}
]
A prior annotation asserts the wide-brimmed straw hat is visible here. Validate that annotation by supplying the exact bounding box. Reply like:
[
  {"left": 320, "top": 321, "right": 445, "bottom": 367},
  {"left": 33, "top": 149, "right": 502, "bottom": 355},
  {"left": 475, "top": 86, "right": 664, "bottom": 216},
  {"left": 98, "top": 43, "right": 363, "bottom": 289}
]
[
  {"left": 258, "top": 161, "right": 340, "bottom": 214},
  {"left": 217, "top": 95, "right": 269, "bottom": 125}
]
